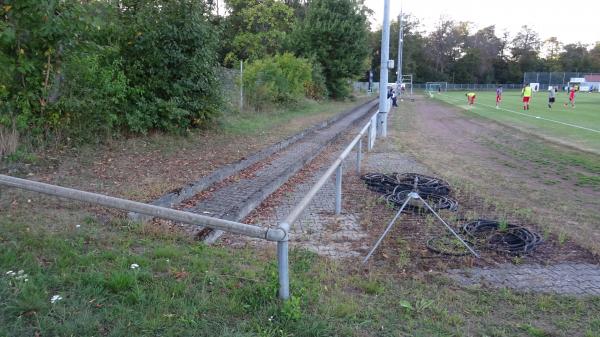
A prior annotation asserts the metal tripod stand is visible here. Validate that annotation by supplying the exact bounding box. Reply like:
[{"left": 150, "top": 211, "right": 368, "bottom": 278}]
[{"left": 363, "top": 178, "right": 479, "bottom": 264}]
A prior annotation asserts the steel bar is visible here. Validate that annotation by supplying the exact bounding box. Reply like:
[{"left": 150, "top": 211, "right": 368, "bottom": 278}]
[
  {"left": 356, "top": 139, "right": 362, "bottom": 174},
  {"left": 0, "top": 174, "right": 285, "bottom": 241},
  {"left": 363, "top": 195, "right": 412, "bottom": 264},
  {"left": 276, "top": 222, "right": 290, "bottom": 299},
  {"left": 335, "top": 165, "right": 342, "bottom": 215},
  {"left": 420, "top": 198, "right": 480, "bottom": 258},
  {"left": 283, "top": 111, "right": 378, "bottom": 226}
]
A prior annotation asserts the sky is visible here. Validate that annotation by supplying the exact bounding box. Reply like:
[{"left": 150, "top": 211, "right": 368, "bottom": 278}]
[{"left": 365, "top": 0, "right": 600, "bottom": 46}]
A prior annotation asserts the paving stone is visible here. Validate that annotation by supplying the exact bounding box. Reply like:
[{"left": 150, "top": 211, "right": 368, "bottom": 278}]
[{"left": 448, "top": 263, "right": 600, "bottom": 297}]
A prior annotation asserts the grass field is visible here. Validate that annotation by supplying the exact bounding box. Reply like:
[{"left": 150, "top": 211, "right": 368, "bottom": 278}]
[{"left": 432, "top": 90, "right": 600, "bottom": 153}]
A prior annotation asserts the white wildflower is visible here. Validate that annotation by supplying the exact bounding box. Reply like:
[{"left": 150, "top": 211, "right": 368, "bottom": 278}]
[
  {"left": 6, "top": 270, "right": 16, "bottom": 277},
  {"left": 17, "top": 270, "right": 24, "bottom": 275},
  {"left": 50, "top": 295, "right": 63, "bottom": 304},
  {"left": 75, "top": 224, "right": 81, "bottom": 228},
  {"left": 130, "top": 263, "right": 140, "bottom": 269}
]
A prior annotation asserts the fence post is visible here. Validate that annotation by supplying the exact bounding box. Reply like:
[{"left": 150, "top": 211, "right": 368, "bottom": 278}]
[
  {"left": 277, "top": 222, "right": 290, "bottom": 300},
  {"left": 356, "top": 139, "right": 362, "bottom": 175},
  {"left": 335, "top": 165, "right": 342, "bottom": 215},
  {"left": 367, "top": 118, "right": 374, "bottom": 150},
  {"left": 240, "top": 60, "right": 244, "bottom": 112}
]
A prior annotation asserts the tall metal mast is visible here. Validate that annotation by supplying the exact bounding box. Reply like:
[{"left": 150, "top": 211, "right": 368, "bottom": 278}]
[{"left": 396, "top": 5, "right": 403, "bottom": 88}]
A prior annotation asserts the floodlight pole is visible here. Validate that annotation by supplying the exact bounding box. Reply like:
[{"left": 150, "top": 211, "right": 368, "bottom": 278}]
[
  {"left": 396, "top": 8, "right": 403, "bottom": 90},
  {"left": 377, "top": 0, "right": 391, "bottom": 138}
]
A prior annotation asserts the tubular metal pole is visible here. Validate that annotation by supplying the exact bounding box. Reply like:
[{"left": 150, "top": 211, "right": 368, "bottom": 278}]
[
  {"left": 335, "top": 165, "right": 342, "bottom": 215},
  {"left": 0, "top": 174, "right": 285, "bottom": 241},
  {"left": 377, "top": 0, "right": 390, "bottom": 138},
  {"left": 277, "top": 222, "right": 290, "bottom": 300},
  {"left": 396, "top": 9, "right": 403, "bottom": 89},
  {"left": 356, "top": 139, "right": 362, "bottom": 174},
  {"left": 363, "top": 195, "right": 412, "bottom": 264}
]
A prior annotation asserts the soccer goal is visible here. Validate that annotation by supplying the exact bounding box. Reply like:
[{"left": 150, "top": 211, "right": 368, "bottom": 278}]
[{"left": 425, "top": 82, "right": 448, "bottom": 93}]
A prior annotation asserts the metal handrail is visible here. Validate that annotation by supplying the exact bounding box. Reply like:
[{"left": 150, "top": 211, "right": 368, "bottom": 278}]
[
  {"left": 276, "top": 98, "right": 390, "bottom": 300},
  {"left": 0, "top": 98, "right": 391, "bottom": 303},
  {"left": 283, "top": 109, "right": 378, "bottom": 226},
  {"left": 0, "top": 175, "right": 285, "bottom": 241}
]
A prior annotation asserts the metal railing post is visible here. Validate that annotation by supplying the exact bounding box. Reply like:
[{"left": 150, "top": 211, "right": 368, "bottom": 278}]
[
  {"left": 367, "top": 121, "right": 373, "bottom": 151},
  {"left": 356, "top": 139, "right": 362, "bottom": 174},
  {"left": 277, "top": 222, "right": 290, "bottom": 300},
  {"left": 335, "top": 165, "right": 342, "bottom": 215}
]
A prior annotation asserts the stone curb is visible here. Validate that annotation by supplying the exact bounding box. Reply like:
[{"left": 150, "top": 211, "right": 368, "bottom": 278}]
[{"left": 129, "top": 98, "right": 377, "bottom": 223}]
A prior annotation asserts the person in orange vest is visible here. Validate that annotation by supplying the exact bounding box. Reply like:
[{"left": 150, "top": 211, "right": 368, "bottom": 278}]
[
  {"left": 521, "top": 83, "right": 533, "bottom": 110},
  {"left": 465, "top": 92, "right": 476, "bottom": 105}
]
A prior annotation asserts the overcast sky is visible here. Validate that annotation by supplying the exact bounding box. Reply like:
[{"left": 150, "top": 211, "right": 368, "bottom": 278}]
[{"left": 365, "top": 0, "right": 600, "bottom": 46}]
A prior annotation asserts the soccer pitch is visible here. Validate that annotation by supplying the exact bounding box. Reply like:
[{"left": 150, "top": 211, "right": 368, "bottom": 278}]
[{"left": 432, "top": 90, "right": 600, "bottom": 153}]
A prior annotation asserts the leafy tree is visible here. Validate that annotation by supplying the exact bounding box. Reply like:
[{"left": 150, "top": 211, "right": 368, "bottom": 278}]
[
  {"left": 221, "top": 0, "right": 295, "bottom": 66},
  {"left": 590, "top": 43, "right": 600, "bottom": 71},
  {"left": 119, "top": 0, "right": 222, "bottom": 133},
  {"left": 292, "top": 0, "right": 371, "bottom": 98},
  {"left": 559, "top": 43, "right": 592, "bottom": 72},
  {"left": 511, "top": 25, "right": 543, "bottom": 73},
  {"left": 426, "top": 19, "right": 469, "bottom": 76}
]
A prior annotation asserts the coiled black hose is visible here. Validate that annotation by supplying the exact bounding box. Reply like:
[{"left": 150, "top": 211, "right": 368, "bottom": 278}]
[
  {"left": 386, "top": 190, "right": 458, "bottom": 213},
  {"left": 462, "top": 219, "right": 543, "bottom": 255},
  {"left": 361, "top": 172, "right": 451, "bottom": 195},
  {"left": 361, "top": 172, "right": 457, "bottom": 213}
]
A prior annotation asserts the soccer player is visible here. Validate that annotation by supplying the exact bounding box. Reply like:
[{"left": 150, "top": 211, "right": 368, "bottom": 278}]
[
  {"left": 548, "top": 86, "right": 557, "bottom": 108},
  {"left": 466, "top": 92, "right": 476, "bottom": 105},
  {"left": 521, "top": 83, "right": 532, "bottom": 110},
  {"left": 495, "top": 85, "right": 503, "bottom": 109},
  {"left": 564, "top": 86, "right": 576, "bottom": 108}
]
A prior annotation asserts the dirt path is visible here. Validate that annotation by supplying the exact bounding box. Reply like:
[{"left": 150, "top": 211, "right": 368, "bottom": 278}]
[{"left": 396, "top": 95, "right": 600, "bottom": 255}]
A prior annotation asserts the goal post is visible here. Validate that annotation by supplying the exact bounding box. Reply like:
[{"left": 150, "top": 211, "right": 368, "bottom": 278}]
[{"left": 425, "top": 82, "right": 448, "bottom": 93}]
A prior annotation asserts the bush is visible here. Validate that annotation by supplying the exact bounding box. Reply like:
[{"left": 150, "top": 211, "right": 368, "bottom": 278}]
[
  {"left": 243, "top": 53, "right": 324, "bottom": 109},
  {"left": 0, "top": 0, "right": 224, "bottom": 154},
  {"left": 57, "top": 54, "right": 129, "bottom": 142},
  {"left": 120, "top": 0, "right": 222, "bottom": 133}
]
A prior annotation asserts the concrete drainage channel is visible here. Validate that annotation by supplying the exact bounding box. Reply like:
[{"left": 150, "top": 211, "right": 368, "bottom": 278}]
[{"left": 130, "top": 99, "right": 379, "bottom": 243}]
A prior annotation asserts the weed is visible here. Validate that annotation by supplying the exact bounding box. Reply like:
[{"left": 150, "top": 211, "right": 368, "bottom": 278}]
[
  {"left": 558, "top": 231, "right": 568, "bottom": 245},
  {"left": 519, "top": 324, "right": 550, "bottom": 337}
]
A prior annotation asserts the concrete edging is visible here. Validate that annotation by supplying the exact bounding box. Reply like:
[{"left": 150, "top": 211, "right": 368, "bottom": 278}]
[{"left": 129, "top": 98, "right": 377, "bottom": 223}]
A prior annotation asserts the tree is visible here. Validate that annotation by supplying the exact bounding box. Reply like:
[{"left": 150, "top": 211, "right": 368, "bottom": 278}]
[
  {"left": 292, "top": 0, "right": 370, "bottom": 98},
  {"left": 466, "top": 26, "right": 503, "bottom": 82},
  {"left": 221, "top": 0, "right": 294, "bottom": 66},
  {"left": 544, "top": 37, "right": 563, "bottom": 71},
  {"left": 511, "top": 25, "right": 543, "bottom": 73},
  {"left": 119, "top": 0, "right": 222, "bottom": 133},
  {"left": 559, "top": 43, "right": 592, "bottom": 72},
  {"left": 426, "top": 19, "right": 469, "bottom": 76},
  {"left": 590, "top": 42, "right": 600, "bottom": 71}
]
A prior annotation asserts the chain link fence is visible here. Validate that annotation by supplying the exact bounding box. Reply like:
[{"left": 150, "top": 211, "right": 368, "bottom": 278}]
[{"left": 218, "top": 67, "right": 242, "bottom": 111}]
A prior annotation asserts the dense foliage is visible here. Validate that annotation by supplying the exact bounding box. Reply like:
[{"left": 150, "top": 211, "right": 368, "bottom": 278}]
[
  {"left": 291, "top": 0, "right": 371, "bottom": 98},
  {"left": 0, "top": 0, "right": 221, "bottom": 152},
  {"left": 242, "top": 53, "right": 317, "bottom": 109}
]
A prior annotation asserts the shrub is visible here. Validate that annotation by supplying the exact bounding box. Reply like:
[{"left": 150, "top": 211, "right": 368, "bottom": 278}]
[
  {"left": 243, "top": 53, "right": 320, "bottom": 109},
  {"left": 120, "top": 0, "right": 222, "bottom": 133}
]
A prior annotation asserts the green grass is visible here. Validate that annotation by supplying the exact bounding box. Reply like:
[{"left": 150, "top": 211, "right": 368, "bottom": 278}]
[
  {"left": 1, "top": 216, "right": 599, "bottom": 336},
  {"left": 433, "top": 90, "right": 600, "bottom": 153}
]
